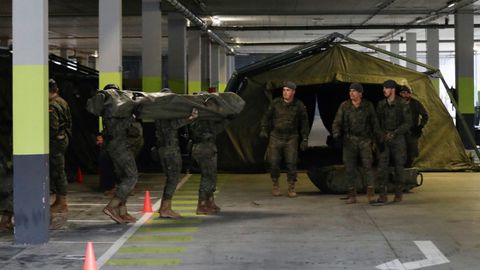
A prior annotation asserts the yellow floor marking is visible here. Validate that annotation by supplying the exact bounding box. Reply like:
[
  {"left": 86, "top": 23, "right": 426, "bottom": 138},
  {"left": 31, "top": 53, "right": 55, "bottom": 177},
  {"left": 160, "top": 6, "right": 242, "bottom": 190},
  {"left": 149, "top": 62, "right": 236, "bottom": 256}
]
[
  {"left": 106, "top": 258, "right": 181, "bottom": 266},
  {"left": 118, "top": 246, "right": 187, "bottom": 254},
  {"left": 146, "top": 219, "right": 202, "bottom": 224},
  {"left": 129, "top": 235, "right": 193, "bottom": 242},
  {"left": 138, "top": 227, "right": 198, "bottom": 233}
]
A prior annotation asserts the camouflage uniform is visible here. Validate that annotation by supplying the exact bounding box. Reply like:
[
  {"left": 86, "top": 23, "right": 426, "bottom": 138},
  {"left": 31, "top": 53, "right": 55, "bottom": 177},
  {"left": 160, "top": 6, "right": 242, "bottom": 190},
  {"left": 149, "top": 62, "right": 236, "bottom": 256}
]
[
  {"left": 190, "top": 120, "right": 227, "bottom": 201},
  {"left": 127, "top": 120, "right": 144, "bottom": 158},
  {"left": 332, "top": 99, "right": 379, "bottom": 189},
  {"left": 155, "top": 118, "right": 191, "bottom": 200},
  {"left": 376, "top": 98, "right": 412, "bottom": 194},
  {"left": 103, "top": 117, "right": 139, "bottom": 202},
  {"left": 405, "top": 98, "right": 428, "bottom": 167},
  {"left": 49, "top": 94, "right": 72, "bottom": 196},
  {"left": 0, "top": 135, "right": 12, "bottom": 217},
  {"left": 260, "top": 98, "right": 309, "bottom": 183}
]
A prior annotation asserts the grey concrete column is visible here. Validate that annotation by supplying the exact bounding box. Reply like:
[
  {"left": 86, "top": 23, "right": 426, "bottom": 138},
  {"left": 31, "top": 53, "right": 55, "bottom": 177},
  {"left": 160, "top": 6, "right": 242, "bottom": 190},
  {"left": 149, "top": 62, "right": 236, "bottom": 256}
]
[
  {"left": 455, "top": 6, "right": 475, "bottom": 149},
  {"left": 12, "top": 0, "right": 49, "bottom": 244},
  {"left": 406, "top": 32, "right": 417, "bottom": 70},
  {"left": 142, "top": 0, "right": 162, "bottom": 92},
  {"left": 201, "top": 34, "right": 211, "bottom": 91},
  {"left": 210, "top": 43, "right": 220, "bottom": 91},
  {"left": 390, "top": 42, "right": 400, "bottom": 64},
  {"left": 219, "top": 47, "right": 227, "bottom": 92},
  {"left": 187, "top": 30, "right": 201, "bottom": 94},
  {"left": 426, "top": 28, "right": 440, "bottom": 93},
  {"left": 99, "top": 0, "right": 122, "bottom": 88},
  {"left": 167, "top": 12, "right": 187, "bottom": 94}
]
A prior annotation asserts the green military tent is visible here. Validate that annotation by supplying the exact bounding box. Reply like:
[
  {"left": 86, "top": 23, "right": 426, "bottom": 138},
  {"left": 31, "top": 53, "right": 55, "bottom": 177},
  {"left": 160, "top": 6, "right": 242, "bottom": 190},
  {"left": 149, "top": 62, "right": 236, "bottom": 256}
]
[{"left": 217, "top": 36, "right": 473, "bottom": 172}]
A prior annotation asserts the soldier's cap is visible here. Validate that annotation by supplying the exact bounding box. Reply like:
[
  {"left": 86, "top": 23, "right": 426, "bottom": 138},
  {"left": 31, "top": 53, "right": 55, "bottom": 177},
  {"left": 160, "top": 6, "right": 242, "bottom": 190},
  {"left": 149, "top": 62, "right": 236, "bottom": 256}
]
[
  {"left": 399, "top": 85, "right": 411, "bottom": 93},
  {"left": 103, "top": 83, "right": 120, "bottom": 90},
  {"left": 283, "top": 81, "right": 297, "bottom": 90},
  {"left": 349, "top": 83, "right": 363, "bottom": 93},
  {"left": 383, "top": 79, "right": 397, "bottom": 89},
  {"left": 161, "top": 88, "right": 172, "bottom": 93},
  {"left": 49, "top": 78, "right": 58, "bottom": 91}
]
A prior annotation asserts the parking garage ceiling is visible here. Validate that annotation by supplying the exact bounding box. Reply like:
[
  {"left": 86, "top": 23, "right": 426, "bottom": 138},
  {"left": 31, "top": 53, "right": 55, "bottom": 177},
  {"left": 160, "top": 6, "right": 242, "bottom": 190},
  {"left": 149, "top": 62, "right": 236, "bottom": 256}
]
[{"left": 1, "top": 0, "right": 480, "bottom": 56}]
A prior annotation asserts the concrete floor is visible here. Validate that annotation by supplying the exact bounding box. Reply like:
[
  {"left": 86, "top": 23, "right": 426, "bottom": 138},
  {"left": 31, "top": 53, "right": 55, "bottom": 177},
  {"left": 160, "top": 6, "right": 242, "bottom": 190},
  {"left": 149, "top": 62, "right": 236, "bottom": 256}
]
[{"left": 0, "top": 172, "right": 479, "bottom": 270}]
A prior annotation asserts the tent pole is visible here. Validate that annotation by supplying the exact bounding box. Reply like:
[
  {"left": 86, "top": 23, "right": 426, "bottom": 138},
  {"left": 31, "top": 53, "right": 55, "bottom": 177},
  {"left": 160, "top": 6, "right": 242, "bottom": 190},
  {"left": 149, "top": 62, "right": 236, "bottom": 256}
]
[{"left": 438, "top": 75, "right": 480, "bottom": 162}]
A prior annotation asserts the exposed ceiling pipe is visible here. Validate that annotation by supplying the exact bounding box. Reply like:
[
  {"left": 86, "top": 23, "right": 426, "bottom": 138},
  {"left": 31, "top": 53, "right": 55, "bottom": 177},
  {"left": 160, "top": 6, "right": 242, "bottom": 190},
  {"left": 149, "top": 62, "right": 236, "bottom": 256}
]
[
  {"left": 345, "top": 0, "right": 396, "bottom": 37},
  {"left": 164, "top": 0, "right": 235, "bottom": 54}
]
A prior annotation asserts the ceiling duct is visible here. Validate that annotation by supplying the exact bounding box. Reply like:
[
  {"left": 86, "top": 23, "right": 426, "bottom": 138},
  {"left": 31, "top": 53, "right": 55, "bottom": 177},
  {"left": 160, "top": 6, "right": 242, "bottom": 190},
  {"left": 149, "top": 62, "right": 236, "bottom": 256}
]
[{"left": 164, "top": 0, "right": 235, "bottom": 54}]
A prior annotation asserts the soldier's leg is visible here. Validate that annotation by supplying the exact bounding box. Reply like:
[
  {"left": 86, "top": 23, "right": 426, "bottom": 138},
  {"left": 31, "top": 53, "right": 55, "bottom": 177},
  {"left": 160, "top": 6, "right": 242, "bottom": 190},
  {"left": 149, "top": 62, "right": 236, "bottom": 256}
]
[
  {"left": 392, "top": 138, "right": 407, "bottom": 202},
  {"left": 159, "top": 146, "right": 183, "bottom": 219},
  {"left": 50, "top": 139, "right": 69, "bottom": 213},
  {"left": 359, "top": 140, "right": 375, "bottom": 203},
  {"left": 267, "top": 136, "right": 282, "bottom": 182},
  {"left": 343, "top": 142, "right": 359, "bottom": 204},
  {"left": 193, "top": 143, "right": 217, "bottom": 215},
  {"left": 284, "top": 136, "right": 298, "bottom": 198},
  {"left": 375, "top": 144, "right": 391, "bottom": 203},
  {"left": 0, "top": 174, "right": 13, "bottom": 232}
]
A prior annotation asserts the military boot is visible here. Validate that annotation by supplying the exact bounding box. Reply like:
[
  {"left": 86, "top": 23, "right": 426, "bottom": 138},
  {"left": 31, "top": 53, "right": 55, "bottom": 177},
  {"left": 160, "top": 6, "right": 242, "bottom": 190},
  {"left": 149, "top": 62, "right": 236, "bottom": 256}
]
[
  {"left": 366, "top": 186, "right": 375, "bottom": 204},
  {"left": 393, "top": 185, "right": 403, "bottom": 202},
  {"left": 103, "top": 197, "right": 124, "bottom": 224},
  {"left": 207, "top": 193, "right": 221, "bottom": 213},
  {"left": 346, "top": 187, "right": 357, "bottom": 204},
  {"left": 374, "top": 186, "right": 388, "bottom": 205},
  {"left": 50, "top": 194, "right": 68, "bottom": 213},
  {"left": 287, "top": 182, "right": 297, "bottom": 198},
  {"left": 196, "top": 200, "right": 215, "bottom": 215},
  {"left": 119, "top": 203, "right": 137, "bottom": 223},
  {"left": 0, "top": 213, "right": 13, "bottom": 232},
  {"left": 272, "top": 179, "right": 281, "bottom": 196},
  {"left": 159, "top": 199, "right": 182, "bottom": 219}
]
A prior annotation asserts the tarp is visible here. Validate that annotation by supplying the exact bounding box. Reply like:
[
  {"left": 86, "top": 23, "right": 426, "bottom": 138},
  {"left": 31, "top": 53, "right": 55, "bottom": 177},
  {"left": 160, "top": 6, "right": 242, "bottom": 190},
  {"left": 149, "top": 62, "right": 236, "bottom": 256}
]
[{"left": 217, "top": 44, "right": 473, "bottom": 171}]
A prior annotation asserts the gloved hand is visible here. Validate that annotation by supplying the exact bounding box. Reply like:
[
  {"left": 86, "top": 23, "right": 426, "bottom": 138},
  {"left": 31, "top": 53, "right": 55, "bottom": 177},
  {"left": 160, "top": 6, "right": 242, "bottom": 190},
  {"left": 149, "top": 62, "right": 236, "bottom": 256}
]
[
  {"left": 189, "top": 108, "right": 199, "bottom": 121},
  {"left": 385, "top": 132, "right": 395, "bottom": 142},
  {"left": 259, "top": 129, "right": 268, "bottom": 139},
  {"left": 300, "top": 139, "right": 308, "bottom": 151}
]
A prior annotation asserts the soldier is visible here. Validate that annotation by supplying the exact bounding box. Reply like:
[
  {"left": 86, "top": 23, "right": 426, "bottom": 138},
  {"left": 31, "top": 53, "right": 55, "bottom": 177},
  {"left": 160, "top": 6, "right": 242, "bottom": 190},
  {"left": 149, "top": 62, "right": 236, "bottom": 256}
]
[
  {"left": 260, "top": 81, "right": 309, "bottom": 198},
  {"left": 155, "top": 88, "right": 198, "bottom": 218},
  {"left": 376, "top": 80, "right": 412, "bottom": 204},
  {"left": 190, "top": 93, "right": 228, "bottom": 215},
  {"left": 399, "top": 85, "right": 429, "bottom": 167},
  {"left": 332, "top": 83, "right": 380, "bottom": 204},
  {"left": 101, "top": 84, "right": 140, "bottom": 223},
  {"left": 48, "top": 79, "right": 72, "bottom": 229}
]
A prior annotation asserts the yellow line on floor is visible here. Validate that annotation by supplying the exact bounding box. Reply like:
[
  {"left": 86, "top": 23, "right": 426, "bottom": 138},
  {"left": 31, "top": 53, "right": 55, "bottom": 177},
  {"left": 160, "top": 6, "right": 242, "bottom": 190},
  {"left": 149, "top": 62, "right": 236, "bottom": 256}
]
[
  {"left": 106, "top": 258, "right": 181, "bottom": 266},
  {"left": 146, "top": 218, "right": 202, "bottom": 224},
  {"left": 172, "top": 200, "right": 197, "bottom": 204},
  {"left": 137, "top": 227, "right": 198, "bottom": 233},
  {"left": 118, "top": 246, "right": 187, "bottom": 254},
  {"left": 173, "top": 206, "right": 197, "bottom": 210},
  {"left": 129, "top": 235, "right": 193, "bottom": 242}
]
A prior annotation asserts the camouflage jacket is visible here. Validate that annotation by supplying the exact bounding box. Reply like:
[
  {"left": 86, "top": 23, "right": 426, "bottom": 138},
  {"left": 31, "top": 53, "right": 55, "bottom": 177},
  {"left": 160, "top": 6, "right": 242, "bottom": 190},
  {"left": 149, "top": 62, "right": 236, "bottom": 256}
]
[
  {"left": 260, "top": 98, "right": 309, "bottom": 140},
  {"left": 190, "top": 119, "right": 228, "bottom": 144},
  {"left": 49, "top": 94, "right": 72, "bottom": 141},
  {"left": 407, "top": 98, "right": 429, "bottom": 130},
  {"left": 376, "top": 97, "right": 412, "bottom": 136},
  {"left": 332, "top": 99, "right": 379, "bottom": 140}
]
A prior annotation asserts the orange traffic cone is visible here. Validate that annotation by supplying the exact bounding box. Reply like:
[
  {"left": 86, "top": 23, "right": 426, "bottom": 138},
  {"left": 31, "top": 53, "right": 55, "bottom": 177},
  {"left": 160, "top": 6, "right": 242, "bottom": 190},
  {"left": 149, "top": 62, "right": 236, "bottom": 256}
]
[
  {"left": 83, "top": 241, "right": 98, "bottom": 270},
  {"left": 143, "top": 190, "right": 153, "bottom": 213},
  {"left": 76, "top": 167, "right": 84, "bottom": 183}
]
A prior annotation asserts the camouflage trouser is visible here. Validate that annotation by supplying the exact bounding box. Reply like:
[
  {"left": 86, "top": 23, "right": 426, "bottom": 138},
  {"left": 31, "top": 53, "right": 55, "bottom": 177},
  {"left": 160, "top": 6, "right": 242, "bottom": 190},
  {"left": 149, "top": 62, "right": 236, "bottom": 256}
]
[
  {"left": 0, "top": 174, "right": 12, "bottom": 214},
  {"left": 192, "top": 141, "right": 217, "bottom": 201},
  {"left": 158, "top": 145, "right": 182, "bottom": 200},
  {"left": 267, "top": 135, "right": 298, "bottom": 182},
  {"left": 107, "top": 137, "right": 138, "bottom": 203},
  {"left": 378, "top": 136, "right": 407, "bottom": 194},
  {"left": 405, "top": 132, "right": 419, "bottom": 167},
  {"left": 343, "top": 136, "right": 375, "bottom": 189},
  {"left": 50, "top": 137, "right": 69, "bottom": 195}
]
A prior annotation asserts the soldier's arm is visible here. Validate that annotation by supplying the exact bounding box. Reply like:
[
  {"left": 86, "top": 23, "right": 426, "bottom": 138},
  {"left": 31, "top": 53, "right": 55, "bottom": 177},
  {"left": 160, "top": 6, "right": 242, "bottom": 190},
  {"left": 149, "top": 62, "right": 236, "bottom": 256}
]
[
  {"left": 332, "top": 102, "right": 344, "bottom": 140},
  {"left": 260, "top": 102, "right": 274, "bottom": 133},
  {"left": 368, "top": 102, "right": 381, "bottom": 139},
  {"left": 299, "top": 103, "right": 310, "bottom": 141},
  {"left": 418, "top": 101, "right": 429, "bottom": 127},
  {"left": 49, "top": 104, "right": 61, "bottom": 139}
]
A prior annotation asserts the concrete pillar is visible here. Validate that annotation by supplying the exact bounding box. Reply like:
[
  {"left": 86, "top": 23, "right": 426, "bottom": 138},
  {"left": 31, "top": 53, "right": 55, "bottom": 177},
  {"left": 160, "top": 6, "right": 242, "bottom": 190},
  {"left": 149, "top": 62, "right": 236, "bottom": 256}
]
[
  {"left": 201, "top": 34, "right": 211, "bottom": 91},
  {"left": 390, "top": 42, "right": 400, "bottom": 65},
  {"left": 187, "top": 30, "right": 201, "bottom": 94},
  {"left": 167, "top": 12, "right": 187, "bottom": 94},
  {"left": 142, "top": 0, "right": 162, "bottom": 92},
  {"left": 12, "top": 0, "right": 49, "bottom": 244},
  {"left": 219, "top": 47, "right": 227, "bottom": 92},
  {"left": 210, "top": 44, "right": 220, "bottom": 91},
  {"left": 406, "top": 32, "right": 417, "bottom": 70},
  {"left": 99, "top": 0, "right": 122, "bottom": 89},
  {"left": 455, "top": 6, "right": 475, "bottom": 149},
  {"left": 426, "top": 29, "right": 440, "bottom": 93}
]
